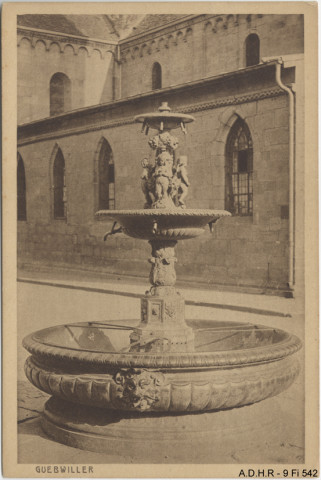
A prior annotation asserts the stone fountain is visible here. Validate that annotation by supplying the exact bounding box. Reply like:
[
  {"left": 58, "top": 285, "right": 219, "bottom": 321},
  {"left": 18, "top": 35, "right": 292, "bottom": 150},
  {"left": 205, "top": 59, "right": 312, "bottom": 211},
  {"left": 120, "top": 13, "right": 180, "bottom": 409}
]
[{"left": 23, "top": 103, "right": 302, "bottom": 457}]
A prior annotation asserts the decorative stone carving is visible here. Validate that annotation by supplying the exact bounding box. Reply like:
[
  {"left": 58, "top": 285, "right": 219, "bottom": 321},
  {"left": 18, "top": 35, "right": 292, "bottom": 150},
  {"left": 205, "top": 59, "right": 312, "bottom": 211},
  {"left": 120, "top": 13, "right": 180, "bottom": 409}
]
[
  {"left": 153, "top": 149, "right": 175, "bottom": 208},
  {"left": 148, "top": 132, "right": 179, "bottom": 153},
  {"left": 24, "top": 351, "right": 301, "bottom": 412},
  {"left": 141, "top": 299, "right": 148, "bottom": 323},
  {"left": 113, "top": 368, "right": 165, "bottom": 411},
  {"left": 137, "top": 103, "right": 193, "bottom": 209},
  {"left": 148, "top": 240, "right": 177, "bottom": 286},
  {"left": 141, "top": 158, "right": 155, "bottom": 208},
  {"left": 173, "top": 155, "right": 190, "bottom": 208},
  {"left": 97, "top": 209, "right": 228, "bottom": 241}
]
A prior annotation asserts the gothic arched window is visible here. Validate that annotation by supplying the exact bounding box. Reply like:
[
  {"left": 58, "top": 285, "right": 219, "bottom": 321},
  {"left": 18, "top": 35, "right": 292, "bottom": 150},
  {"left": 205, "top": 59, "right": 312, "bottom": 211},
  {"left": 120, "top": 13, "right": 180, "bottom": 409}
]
[
  {"left": 53, "top": 148, "right": 67, "bottom": 219},
  {"left": 98, "top": 139, "right": 115, "bottom": 210},
  {"left": 152, "top": 62, "right": 162, "bottom": 90},
  {"left": 225, "top": 118, "right": 253, "bottom": 216},
  {"left": 17, "top": 153, "right": 27, "bottom": 221},
  {"left": 50, "top": 72, "right": 71, "bottom": 116},
  {"left": 245, "top": 34, "right": 260, "bottom": 67}
]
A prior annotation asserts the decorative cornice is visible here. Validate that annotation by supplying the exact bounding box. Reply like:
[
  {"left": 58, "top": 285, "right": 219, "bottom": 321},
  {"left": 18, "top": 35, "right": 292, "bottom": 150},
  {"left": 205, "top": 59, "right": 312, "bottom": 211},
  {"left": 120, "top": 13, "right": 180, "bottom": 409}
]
[
  {"left": 18, "top": 26, "right": 117, "bottom": 57},
  {"left": 180, "top": 86, "right": 284, "bottom": 114},
  {"left": 119, "top": 16, "right": 206, "bottom": 60},
  {"left": 18, "top": 26, "right": 118, "bottom": 46},
  {"left": 119, "top": 14, "right": 264, "bottom": 61},
  {"left": 120, "top": 26, "right": 193, "bottom": 62},
  {"left": 119, "top": 14, "right": 205, "bottom": 47},
  {"left": 18, "top": 86, "right": 284, "bottom": 147}
]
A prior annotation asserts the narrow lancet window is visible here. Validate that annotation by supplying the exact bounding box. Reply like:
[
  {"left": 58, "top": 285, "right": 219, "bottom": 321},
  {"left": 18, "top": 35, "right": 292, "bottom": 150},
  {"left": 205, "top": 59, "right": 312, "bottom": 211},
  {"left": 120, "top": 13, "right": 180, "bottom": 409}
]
[
  {"left": 98, "top": 139, "right": 115, "bottom": 210},
  {"left": 245, "top": 34, "right": 260, "bottom": 67},
  {"left": 50, "top": 72, "right": 71, "bottom": 116},
  {"left": 225, "top": 118, "right": 253, "bottom": 215},
  {"left": 53, "top": 148, "right": 67, "bottom": 218},
  {"left": 152, "top": 62, "right": 162, "bottom": 90}
]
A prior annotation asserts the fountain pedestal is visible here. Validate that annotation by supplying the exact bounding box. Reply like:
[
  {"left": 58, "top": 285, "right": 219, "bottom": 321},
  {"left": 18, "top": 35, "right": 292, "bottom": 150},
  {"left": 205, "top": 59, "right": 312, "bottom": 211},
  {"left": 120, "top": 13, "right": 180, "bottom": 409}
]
[{"left": 131, "top": 239, "right": 194, "bottom": 353}]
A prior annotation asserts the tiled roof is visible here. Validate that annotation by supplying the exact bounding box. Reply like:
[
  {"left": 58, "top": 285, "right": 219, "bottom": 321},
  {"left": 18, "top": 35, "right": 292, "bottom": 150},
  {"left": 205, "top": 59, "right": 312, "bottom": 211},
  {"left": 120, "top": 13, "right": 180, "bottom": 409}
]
[
  {"left": 17, "top": 14, "right": 191, "bottom": 42},
  {"left": 107, "top": 14, "right": 145, "bottom": 40},
  {"left": 17, "top": 14, "right": 119, "bottom": 41},
  {"left": 126, "top": 14, "right": 189, "bottom": 38}
]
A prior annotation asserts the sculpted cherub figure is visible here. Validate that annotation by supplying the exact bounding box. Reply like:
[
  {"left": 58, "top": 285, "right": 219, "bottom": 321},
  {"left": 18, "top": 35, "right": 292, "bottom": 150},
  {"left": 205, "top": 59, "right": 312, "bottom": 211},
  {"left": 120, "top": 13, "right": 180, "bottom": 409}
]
[
  {"left": 175, "top": 155, "right": 190, "bottom": 208},
  {"left": 141, "top": 158, "right": 155, "bottom": 208},
  {"left": 153, "top": 149, "right": 173, "bottom": 207}
]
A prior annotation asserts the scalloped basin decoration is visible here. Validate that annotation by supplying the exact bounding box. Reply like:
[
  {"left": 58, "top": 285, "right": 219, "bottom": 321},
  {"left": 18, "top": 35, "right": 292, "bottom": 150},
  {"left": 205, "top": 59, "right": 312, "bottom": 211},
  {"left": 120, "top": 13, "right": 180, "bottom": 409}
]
[
  {"left": 96, "top": 209, "right": 231, "bottom": 240},
  {"left": 23, "top": 319, "right": 302, "bottom": 413}
]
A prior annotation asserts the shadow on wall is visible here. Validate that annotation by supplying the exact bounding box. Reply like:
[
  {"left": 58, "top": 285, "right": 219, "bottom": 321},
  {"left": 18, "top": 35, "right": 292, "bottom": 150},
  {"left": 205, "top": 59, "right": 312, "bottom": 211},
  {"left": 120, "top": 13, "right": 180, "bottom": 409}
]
[{"left": 100, "top": 53, "right": 116, "bottom": 103}]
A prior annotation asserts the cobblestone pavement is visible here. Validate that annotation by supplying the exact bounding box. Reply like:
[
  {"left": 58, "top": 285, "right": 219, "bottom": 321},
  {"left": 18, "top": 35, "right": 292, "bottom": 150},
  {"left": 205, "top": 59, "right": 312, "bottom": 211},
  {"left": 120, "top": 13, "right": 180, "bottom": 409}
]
[{"left": 18, "top": 381, "right": 49, "bottom": 423}]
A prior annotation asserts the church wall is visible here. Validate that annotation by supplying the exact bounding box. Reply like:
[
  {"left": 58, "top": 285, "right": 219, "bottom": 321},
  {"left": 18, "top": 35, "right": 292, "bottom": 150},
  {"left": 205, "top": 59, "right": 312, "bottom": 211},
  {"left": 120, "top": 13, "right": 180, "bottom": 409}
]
[
  {"left": 18, "top": 67, "right": 291, "bottom": 292},
  {"left": 18, "top": 31, "right": 116, "bottom": 124},
  {"left": 119, "top": 14, "right": 303, "bottom": 98}
]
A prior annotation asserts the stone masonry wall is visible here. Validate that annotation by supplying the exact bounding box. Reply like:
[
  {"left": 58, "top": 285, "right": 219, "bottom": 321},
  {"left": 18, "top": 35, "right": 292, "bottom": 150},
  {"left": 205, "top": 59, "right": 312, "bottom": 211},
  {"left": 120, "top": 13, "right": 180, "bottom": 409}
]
[
  {"left": 18, "top": 86, "right": 290, "bottom": 291},
  {"left": 120, "top": 14, "right": 303, "bottom": 98},
  {"left": 18, "top": 31, "right": 115, "bottom": 124},
  {"left": 17, "top": 14, "right": 303, "bottom": 124}
]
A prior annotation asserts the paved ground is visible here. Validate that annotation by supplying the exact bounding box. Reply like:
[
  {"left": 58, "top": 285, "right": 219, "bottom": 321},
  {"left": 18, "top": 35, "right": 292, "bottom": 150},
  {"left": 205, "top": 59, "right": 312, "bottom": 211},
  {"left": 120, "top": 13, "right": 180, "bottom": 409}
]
[{"left": 17, "top": 268, "right": 305, "bottom": 464}]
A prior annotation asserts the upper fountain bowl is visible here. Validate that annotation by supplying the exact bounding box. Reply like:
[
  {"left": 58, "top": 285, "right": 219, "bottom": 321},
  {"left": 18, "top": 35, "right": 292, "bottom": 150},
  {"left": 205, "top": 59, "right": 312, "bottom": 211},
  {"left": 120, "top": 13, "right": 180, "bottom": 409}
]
[
  {"left": 134, "top": 102, "right": 195, "bottom": 131},
  {"left": 96, "top": 209, "right": 231, "bottom": 241}
]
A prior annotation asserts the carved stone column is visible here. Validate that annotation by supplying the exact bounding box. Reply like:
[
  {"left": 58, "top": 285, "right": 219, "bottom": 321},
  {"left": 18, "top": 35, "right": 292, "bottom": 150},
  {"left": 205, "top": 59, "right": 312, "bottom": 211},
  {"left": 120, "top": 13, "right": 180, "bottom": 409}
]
[
  {"left": 148, "top": 240, "right": 177, "bottom": 287},
  {"left": 130, "top": 239, "right": 194, "bottom": 353}
]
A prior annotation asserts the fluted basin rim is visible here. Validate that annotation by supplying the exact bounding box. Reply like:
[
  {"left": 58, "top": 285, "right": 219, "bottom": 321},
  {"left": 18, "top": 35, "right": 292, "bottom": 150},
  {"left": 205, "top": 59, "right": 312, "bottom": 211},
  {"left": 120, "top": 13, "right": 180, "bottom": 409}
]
[
  {"left": 96, "top": 209, "right": 231, "bottom": 219},
  {"left": 23, "top": 322, "right": 302, "bottom": 370}
]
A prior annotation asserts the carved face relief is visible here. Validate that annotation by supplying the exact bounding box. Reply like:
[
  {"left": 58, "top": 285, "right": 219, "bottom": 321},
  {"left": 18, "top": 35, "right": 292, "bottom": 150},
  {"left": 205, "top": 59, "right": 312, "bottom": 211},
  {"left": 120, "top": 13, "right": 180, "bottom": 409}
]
[{"left": 114, "top": 368, "right": 165, "bottom": 411}]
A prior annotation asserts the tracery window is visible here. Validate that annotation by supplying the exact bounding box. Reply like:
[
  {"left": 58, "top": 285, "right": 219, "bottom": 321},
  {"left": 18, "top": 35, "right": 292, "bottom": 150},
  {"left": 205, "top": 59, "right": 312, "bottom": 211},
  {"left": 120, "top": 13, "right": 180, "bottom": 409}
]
[
  {"left": 225, "top": 118, "right": 253, "bottom": 216},
  {"left": 50, "top": 72, "right": 71, "bottom": 116},
  {"left": 53, "top": 148, "right": 67, "bottom": 219},
  {"left": 17, "top": 153, "right": 27, "bottom": 221},
  {"left": 152, "top": 62, "right": 162, "bottom": 90},
  {"left": 98, "top": 139, "right": 115, "bottom": 210},
  {"left": 245, "top": 34, "right": 260, "bottom": 67}
]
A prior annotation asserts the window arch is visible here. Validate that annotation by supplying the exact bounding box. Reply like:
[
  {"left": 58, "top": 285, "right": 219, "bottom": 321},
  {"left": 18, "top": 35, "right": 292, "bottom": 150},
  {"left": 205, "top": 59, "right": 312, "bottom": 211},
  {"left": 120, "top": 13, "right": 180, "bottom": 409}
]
[
  {"left": 50, "top": 72, "right": 71, "bottom": 116},
  {"left": 225, "top": 118, "right": 253, "bottom": 216},
  {"left": 98, "top": 139, "right": 115, "bottom": 210},
  {"left": 17, "top": 153, "right": 27, "bottom": 221},
  {"left": 152, "top": 62, "right": 162, "bottom": 90},
  {"left": 245, "top": 34, "right": 260, "bottom": 67},
  {"left": 53, "top": 147, "right": 67, "bottom": 219}
]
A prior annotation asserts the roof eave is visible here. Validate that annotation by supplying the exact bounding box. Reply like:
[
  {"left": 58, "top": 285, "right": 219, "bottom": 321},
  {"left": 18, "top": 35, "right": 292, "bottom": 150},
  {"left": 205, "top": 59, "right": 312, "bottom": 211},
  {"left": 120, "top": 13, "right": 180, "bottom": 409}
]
[{"left": 18, "top": 60, "right": 280, "bottom": 129}]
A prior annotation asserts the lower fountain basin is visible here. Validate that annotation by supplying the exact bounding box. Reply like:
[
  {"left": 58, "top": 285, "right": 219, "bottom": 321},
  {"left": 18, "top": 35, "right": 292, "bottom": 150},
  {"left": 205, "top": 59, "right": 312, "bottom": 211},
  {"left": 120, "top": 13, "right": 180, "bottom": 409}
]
[
  {"left": 96, "top": 209, "right": 231, "bottom": 240},
  {"left": 23, "top": 319, "right": 301, "bottom": 413}
]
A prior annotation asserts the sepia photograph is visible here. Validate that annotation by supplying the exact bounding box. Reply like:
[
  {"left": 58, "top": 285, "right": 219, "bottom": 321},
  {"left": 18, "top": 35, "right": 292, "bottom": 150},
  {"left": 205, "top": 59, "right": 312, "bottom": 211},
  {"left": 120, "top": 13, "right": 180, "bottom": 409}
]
[{"left": 2, "top": 2, "right": 319, "bottom": 477}]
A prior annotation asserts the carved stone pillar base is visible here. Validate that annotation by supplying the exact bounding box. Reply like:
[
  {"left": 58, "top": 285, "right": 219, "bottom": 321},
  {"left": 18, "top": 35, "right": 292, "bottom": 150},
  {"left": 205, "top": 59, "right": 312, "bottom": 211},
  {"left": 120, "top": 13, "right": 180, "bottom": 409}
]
[
  {"left": 130, "top": 287, "right": 194, "bottom": 352},
  {"left": 126, "top": 239, "right": 195, "bottom": 353}
]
